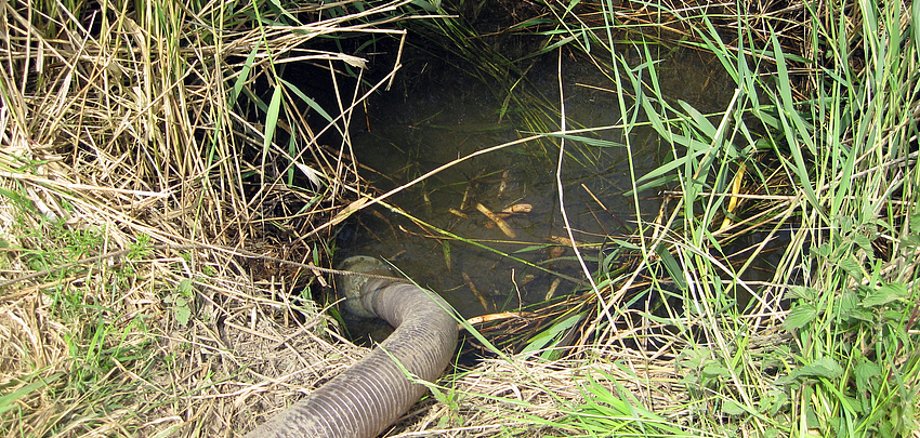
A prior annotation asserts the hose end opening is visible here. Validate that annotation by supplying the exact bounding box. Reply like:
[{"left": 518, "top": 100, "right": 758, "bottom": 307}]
[{"left": 337, "top": 255, "right": 393, "bottom": 319}]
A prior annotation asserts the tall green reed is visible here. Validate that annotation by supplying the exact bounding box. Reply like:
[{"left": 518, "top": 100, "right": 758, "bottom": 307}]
[{"left": 489, "top": 0, "right": 920, "bottom": 435}]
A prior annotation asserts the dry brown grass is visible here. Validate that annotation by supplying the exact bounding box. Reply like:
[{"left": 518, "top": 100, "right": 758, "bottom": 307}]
[{"left": 0, "top": 0, "right": 410, "bottom": 435}]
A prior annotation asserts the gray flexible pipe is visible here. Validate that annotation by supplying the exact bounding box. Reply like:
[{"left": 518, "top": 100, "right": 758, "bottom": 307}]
[{"left": 246, "top": 256, "right": 458, "bottom": 438}]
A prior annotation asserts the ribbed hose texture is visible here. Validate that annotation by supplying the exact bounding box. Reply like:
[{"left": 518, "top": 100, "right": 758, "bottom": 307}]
[{"left": 245, "top": 279, "right": 458, "bottom": 438}]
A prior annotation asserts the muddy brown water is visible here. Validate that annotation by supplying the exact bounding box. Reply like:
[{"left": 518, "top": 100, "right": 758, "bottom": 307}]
[{"left": 336, "top": 46, "right": 735, "bottom": 338}]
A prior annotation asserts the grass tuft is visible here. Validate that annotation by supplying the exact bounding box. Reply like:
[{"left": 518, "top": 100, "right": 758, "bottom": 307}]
[{"left": 0, "top": 0, "right": 423, "bottom": 434}]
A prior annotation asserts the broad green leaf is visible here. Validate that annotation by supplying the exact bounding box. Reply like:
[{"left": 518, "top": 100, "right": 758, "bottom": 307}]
[
  {"left": 721, "top": 399, "right": 746, "bottom": 416},
  {"left": 854, "top": 359, "right": 880, "bottom": 395},
  {"left": 677, "top": 100, "right": 717, "bottom": 139},
  {"left": 639, "top": 93, "right": 669, "bottom": 139},
  {"left": 853, "top": 234, "right": 873, "bottom": 254},
  {"left": 178, "top": 278, "right": 194, "bottom": 297},
  {"left": 0, "top": 376, "right": 58, "bottom": 415},
  {"left": 263, "top": 85, "right": 283, "bottom": 156},
  {"left": 521, "top": 313, "right": 583, "bottom": 355},
  {"left": 411, "top": 0, "right": 441, "bottom": 12},
  {"left": 760, "top": 390, "right": 789, "bottom": 416},
  {"left": 513, "top": 244, "right": 551, "bottom": 254},
  {"left": 441, "top": 240, "right": 451, "bottom": 271},
  {"left": 267, "top": 0, "right": 300, "bottom": 23},
  {"left": 610, "top": 239, "right": 639, "bottom": 250},
  {"left": 635, "top": 148, "right": 706, "bottom": 185},
  {"left": 627, "top": 174, "right": 677, "bottom": 195},
  {"left": 702, "top": 362, "right": 731, "bottom": 378},
  {"left": 771, "top": 34, "right": 822, "bottom": 216},
  {"left": 784, "top": 304, "right": 817, "bottom": 332},
  {"left": 280, "top": 78, "right": 335, "bottom": 124},
  {"left": 786, "top": 357, "right": 844, "bottom": 382},
  {"left": 810, "top": 242, "right": 833, "bottom": 259},
  {"left": 175, "top": 305, "right": 191, "bottom": 326},
  {"left": 837, "top": 256, "right": 864, "bottom": 280},
  {"left": 552, "top": 133, "right": 624, "bottom": 148},
  {"left": 909, "top": 213, "right": 920, "bottom": 236},
  {"left": 772, "top": 34, "right": 816, "bottom": 154},
  {"left": 862, "top": 282, "right": 908, "bottom": 307},
  {"left": 913, "top": 0, "right": 920, "bottom": 55},
  {"left": 836, "top": 290, "right": 870, "bottom": 322},
  {"left": 786, "top": 286, "right": 819, "bottom": 301},
  {"left": 230, "top": 46, "right": 259, "bottom": 106},
  {"left": 655, "top": 247, "right": 687, "bottom": 291}
]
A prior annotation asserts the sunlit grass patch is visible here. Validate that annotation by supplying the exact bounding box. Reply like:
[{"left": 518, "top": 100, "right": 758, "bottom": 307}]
[
  {"left": 520, "top": 0, "right": 920, "bottom": 435},
  {"left": 0, "top": 188, "right": 163, "bottom": 435},
  {"left": 411, "top": 0, "right": 919, "bottom": 436}
]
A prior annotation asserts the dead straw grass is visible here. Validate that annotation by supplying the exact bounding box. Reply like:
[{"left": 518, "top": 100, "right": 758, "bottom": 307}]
[
  {"left": 390, "top": 352, "right": 689, "bottom": 437},
  {"left": 0, "top": 0, "right": 409, "bottom": 435}
]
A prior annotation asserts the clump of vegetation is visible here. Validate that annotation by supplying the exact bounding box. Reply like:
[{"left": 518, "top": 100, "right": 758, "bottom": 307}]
[
  {"left": 424, "top": 0, "right": 920, "bottom": 435},
  {"left": 372, "top": 0, "right": 919, "bottom": 436},
  {"left": 0, "top": 0, "right": 422, "bottom": 434}
]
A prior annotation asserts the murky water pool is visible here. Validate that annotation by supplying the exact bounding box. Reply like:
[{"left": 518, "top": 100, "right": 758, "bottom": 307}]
[{"left": 338, "top": 45, "right": 733, "bottom": 326}]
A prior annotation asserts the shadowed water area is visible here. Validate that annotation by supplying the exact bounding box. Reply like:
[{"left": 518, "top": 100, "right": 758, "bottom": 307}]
[{"left": 338, "top": 45, "right": 735, "bottom": 336}]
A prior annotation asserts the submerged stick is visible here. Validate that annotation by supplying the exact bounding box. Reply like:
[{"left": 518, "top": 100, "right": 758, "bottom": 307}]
[
  {"left": 476, "top": 202, "right": 517, "bottom": 238},
  {"left": 462, "top": 271, "right": 492, "bottom": 311}
]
